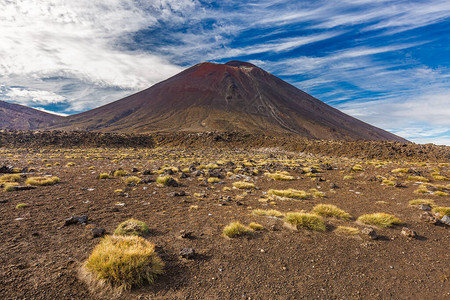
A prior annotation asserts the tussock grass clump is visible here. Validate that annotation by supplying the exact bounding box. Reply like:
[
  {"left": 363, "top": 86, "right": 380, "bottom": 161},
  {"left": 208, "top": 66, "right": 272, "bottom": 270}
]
[
  {"left": 156, "top": 176, "right": 177, "bottom": 186},
  {"left": 232, "top": 181, "right": 255, "bottom": 189},
  {"left": 252, "top": 209, "right": 284, "bottom": 218},
  {"left": 16, "top": 203, "right": 28, "bottom": 209},
  {"left": 264, "top": 172, "right": 294, "bottom": 181},
  {"left": 66, "top": 162, "right": 76, "bottom": 167},
  {"left": 335, "top": 226, "right": 360, "bottom": 236},
  {"left": 268, "top": 189, "right": 309, "bottom": 199},
  {"left": 352, "top": 164, "right": 363, "bottom": 172},
  {"left": 207, "top": 177, "right": 221, "bottom": 183},
  {"left": 114, "top": 219, "right": 150, "bottom": 237},
  {"left": 433, "top": 191, "right": 449, "bottom": 197},
  {"left": 124, "top": 176, "right": 141, "bottom": 185},
  {"left": 382, "top": 179, "right": 395, "bottom": 186},
  {"left": 114, "top": 169, "right": 128, "bottom": 177},
  {"left": 4, "top": 182, "right": 19, "bottom": 191},
  {"left": 312, "top": 204, "right": 351, "bottom": 220},
  {"left": 99, "top": 173, "right": 110, "bottom": 179},
  {"left": 0, "top": 174, "right": 21, "bottom": 182},
  {"left": 248, "top": 222, "right": 264, "bottom": 231},
  {"left": 357, "top": 213, "right": 403, "bottom": 228},
  {"left": 432, "top": 175, "right": 448, "bottom": 181},
  {"left": 85, "top": 235, "right": 164, "bottom": 289},
  {"left": 343, "top": 175, "right": 354, "bottom": 180},
  {"left": 407, "top": 175, "right": 429, "bottom": 182},
  {"left": 223, "top": 221, "right": 253, "bottom": 238},
  {"left": 391, "top": 168, "right": 410, "bottom": 173},
  {"left": 432, "top": 207, "right": 450, "bottom": 217},
  {"left": 284, "top": 212, "right": 326, "bottom": 231},
  {"left": 409, "top": 199, "right": 435, "bottom": 207},
  {"left": 25, "top": 176, "right": 60, "bottom": 186}
]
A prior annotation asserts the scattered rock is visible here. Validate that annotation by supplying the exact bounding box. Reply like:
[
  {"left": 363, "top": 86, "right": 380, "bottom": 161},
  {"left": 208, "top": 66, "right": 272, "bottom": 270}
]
[
  {"left": 92, "top": 227, "right": 106, "bottom": 238},
  {"left": 166, "top": 177, "right": 179, "bottom": 187},
  {"left": 270, "top": 225, "right": 280, "bottom": 231},
  {"left": 180, "top": 247, "right": 195, "bottom": 259},
  {"left": 441, "top": 215, "right": 450, "bottom": 225},
  {"left": 180, "top": 172, "right": 188, "bottom": 178},
  {"left": 64, "top": 215, "right": 88, "bottom": 226},
  {"left": 419, "top": 212, "right": 440, "bottom": 224},
  {"left": 361, "top": 227, "right": 377, "bottom": 240},
  {"left": 164, "top": 168, "right": 174, "bottom": 175},
  {"left": 394, "top": 182, "right": 407, "bottom": 188},
  {"left": 172, "top": 191, "right": 186, "bottom": 197},
  {"left": 132, "top": 168, "right": 139, "bottom": 173},
  {"left": 400, "top": 227, "right": 417, "bottom": 239},
  {"left": 0, "top": 199, "right": 8, "bottom": 204},
  {"left": 0, "top": 165, "right": 15, "bottom": 173},
  {"left": 179, "top": 230, "right": 193, "bottom": 239},
  {"left": 418, "top": 204, "right": 431, "bottom": 211},
  {"left": 142, "top": 170, "right": 152, "bottom": 175},
  {"left": 330, "top": 183, "right": 339, "bottom": 189}
]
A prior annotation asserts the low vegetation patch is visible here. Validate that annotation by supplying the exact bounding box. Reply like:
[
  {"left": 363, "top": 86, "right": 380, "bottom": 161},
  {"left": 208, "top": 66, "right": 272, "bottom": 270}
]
[
  {"left": 114, "top": 169, "right": 128, "bottom": 177},
  {"left": 124, "top": 176, "right": 141, "bottom": 185},
  {"left": 357, "top": 213, "right": 403, "bottom": 228},
  {"left": 409, "top": 199, "right": 435, "bottom": 207},
  {"left": 15, "top": 203, "right": 28, "bottom": 209},
  {"left": 232, "top": 181, "right": 255, "bottom": 189},
  {"left": 407, "top": 175, "right": 429, "bottom": 182},
  {"left": 4, "top": 182, "right": 19, "bottom": 192},
  {"left": 284, "top": 212, "right": 326, "bottom": 231},
  {"left": 264, "top": 171, "right": 294, "bottom": 181},
  {"left": 252, "top": 209, "right": 284, "bottom": 218},
  {"left": 433, "top": 191, "right": 448, "bottom": 197},
  {"left": 248, "top": 222, "right": 264, "bottom": 231},
  {"left": 432, "top": 207, "right": 450, "bottom": 217},
  {"left": 334, "top": 226, "right": 360, "bottom": 236},
  {"left": 312, "top": 204, "right": 351, "bottom": 220},
  {"left": 268, "top": 189, "right": 309, "bottom": 199},
  {"left": 223, "top": 221, "right": 253, "bottom": 238},
  {"left": 114, "top": 219, "right": 150, "bottom": 237},
  {"left": 25, "top": 176, "right": 60, "bottom": 186},
  {"left": 98, "top": 173, "right": 110, "bottom": 179},
  {"left": 85, "top": 235, "right": 164, "bottom": 289},
  {"left": 0, "top": 174, "right": 21, "bottom": 182},
  {"left": 207, "top": 177, "right": 221, "bottom": 183}
]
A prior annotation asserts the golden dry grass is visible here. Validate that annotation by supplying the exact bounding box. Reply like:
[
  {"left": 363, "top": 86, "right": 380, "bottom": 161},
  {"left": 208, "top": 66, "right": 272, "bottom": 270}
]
[
  {"left": 98, "top": 173, "right": 110, "bottom": 179},
  {"left": 113, "top": 169, "right": 128, "bottom": 177},
  {"left": 357, "top": 213, "right": 403, "bottom": 227},
  {"left": 85, "top": 235, "right": 164, "bottom": 289},
  {"left": 207, "top": 177, "right": 221, "bottom": 183},
  {"left": 284, "top": 212, "right": 326, "bottom": 231},
  {"left": 252, "top": 209, "right": 285, "bottom": 218},
  {"left": 312, "top": 204, "right": 351, "bottom": 220},
  {"left": 124, "top": 176, "right": 141, "bottom": 185},
  {"left": 268, "top": 189, "right": 309, "bottom": 199},
  {"left": 232, "top": 181, "right": 255, "bottom": 189},
  {"left": 223, "top": 221, "right": 253, "bottom": 238},
  {"left": 264, "top": 172, "right": 294, "bottom": 181},
  {"left": 334, "top": 226, "right": 360, "bottom": 236},
  {"left": 114, "top": 219, "right": 150, "bottom": 237},
  {"left": 432, "top": 207, "right": 450, "bottom": 216},
  {"left": 4, "top": 182, "right": 19, "bottom": 192},
  {"left": 407, "top": 175, "right": 429, "bottom": 182},
  {"left": 0, "top": 174, "right": 21, "bottom": 182},
  {"left": 409, "top": 199, "right": 435, "bottom": 207},
  {"left": 248, "top": 222, "right": 264, "bottom": 231},
  {"left": 25, "top": 176, "right": 60, "bottom": 186}
]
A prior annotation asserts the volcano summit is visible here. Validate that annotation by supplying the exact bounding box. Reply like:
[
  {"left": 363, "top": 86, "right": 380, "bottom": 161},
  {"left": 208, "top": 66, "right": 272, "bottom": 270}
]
[{"left": 46, "top": 61, "right": 403, "bottom": 141}]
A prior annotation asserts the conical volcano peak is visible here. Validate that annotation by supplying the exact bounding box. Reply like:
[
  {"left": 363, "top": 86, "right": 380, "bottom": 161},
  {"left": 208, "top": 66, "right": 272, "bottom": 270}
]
[
  {"left": 48, "top": 61, "right": 407, "bottom": 142},
  {"left": 225, "top": 61, "right": 258, "bottom": 68}
]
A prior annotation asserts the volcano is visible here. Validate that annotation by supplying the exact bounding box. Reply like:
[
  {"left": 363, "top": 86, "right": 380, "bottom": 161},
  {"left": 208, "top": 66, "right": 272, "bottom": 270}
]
[
  {"left": 0, "top": 100, "right": 63, "bottom": 130},
  {"left": 50, "top": 61, "right": 405, "bottom": 141}
]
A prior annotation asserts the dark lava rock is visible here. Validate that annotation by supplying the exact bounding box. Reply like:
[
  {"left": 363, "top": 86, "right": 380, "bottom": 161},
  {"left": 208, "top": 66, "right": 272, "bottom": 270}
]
[
  {"left": 172, "top": 191, "right": 186, "bottom": 197},
  {"left": 400, "top": 227, "right": 417, "bottom": 239},
  {"left": 0, "top": 199, "right": 8, "bottom": 203},
  {"left": 179, "top": 230, "right": 193, "bottom": 239},
  {"left": 330, "top": 183, "right": 339, "bottom": 189},
  {"left": 418, "top": 204, "right": 431, "bottom": 211},
  {"left": 64, "top": 215, "right": 88, "bottom": 226},
  {"left": 164, "top": 168, "right": 174, "bottom": 175},
  {"left": 0, "top": 165, "right": 15, "bottom": 173},
  {"left": 132, "top": 168, "right": 139, "bottom": 173},
  {"left": 180, "top": 247, "right": 195, "bottom": 259},
  {"left": 180, "top": 172, "right": 188, "bottom": 178},
  {"left": 320, "top": 163, "right": 334, "bottom": 170},
  {"left": 394, "top": 182, "right": 407, "bottom": 188},
  {"left": 361, "top": 227, "right": 377, "bottom": 240},
  {"left": 92, "top": 227, "right": 106, "bottom": 238},
  {"left": 143, "top": 169, "right": 152, "bottom": 175},
  {"left": 166, "top": 177, "right": 179, "bottom": 187}
]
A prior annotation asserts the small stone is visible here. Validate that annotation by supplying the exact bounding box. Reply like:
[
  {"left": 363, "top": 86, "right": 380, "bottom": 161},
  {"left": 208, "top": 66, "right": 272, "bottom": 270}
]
[
  {"left": 132, "top": 168, "right": 139, "bottom": 173},
  {"left": 166, "top": 177, "right": 179, "bottom": 187},
  {"left": 92, "top": 227, "right": 106, "bottom": 238},
  {"left": 64, "top": 215, "right": 88, "bottom": 226},
  {"left": 270, "top": 225, "right": 279, "bottom": 231},
  {"left": 394, "top": 182, "right": 407, "bottom": 188},
  {"left": 180, "top": 247, "right": 195, "bottom": 259},
  {"left": 0, "top": 199, "right": 8, "bottom": 204},
  {"left": 180, "top": 172, "right": 188, "bottom": 179},
  {"left": 142, "top": 170, "right": 152, "bottom": 175},
  {"left": 179, "top": 230, "right": 193, "bottom": 239},
  {"left": 419, "top": 212, "right": 440, "bottom": 224},
  {"left": 172, "top": 191, "right": 186, "bottom": 197},
  {"left": 400, "top": 227, "right": 417, "bottom": 239},
  {"left": 418, "top": 204, "right": 431, "bottom": 211},
  {"left": 361, "top": 227, "right": 377, "bottom": 240},
  {"left": 330, "top": 183, "right": 339, "bottom": 189},
  {"left": 441, "top": 215, "right": 450, "bottom": 225}
]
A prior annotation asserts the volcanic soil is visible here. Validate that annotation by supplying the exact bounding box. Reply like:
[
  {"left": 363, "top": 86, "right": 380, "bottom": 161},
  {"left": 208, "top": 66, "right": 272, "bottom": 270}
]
[{"left": 0, "top": 144, "right": 449, "bottom": 299}]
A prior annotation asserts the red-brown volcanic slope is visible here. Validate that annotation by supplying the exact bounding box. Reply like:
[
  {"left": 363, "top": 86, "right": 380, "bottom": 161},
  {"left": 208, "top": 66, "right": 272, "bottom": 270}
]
[
  {"left": 0, "top": 101, "right": 63, "bottom": 130},
  {"left": 51, "top": 61, "right": 406, "bottom": 142}
]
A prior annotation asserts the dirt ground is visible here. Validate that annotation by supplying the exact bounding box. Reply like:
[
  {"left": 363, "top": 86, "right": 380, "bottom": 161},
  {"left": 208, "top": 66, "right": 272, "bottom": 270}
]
[{"left": 0, "top": 145, "right": 449, "bottom": 299}]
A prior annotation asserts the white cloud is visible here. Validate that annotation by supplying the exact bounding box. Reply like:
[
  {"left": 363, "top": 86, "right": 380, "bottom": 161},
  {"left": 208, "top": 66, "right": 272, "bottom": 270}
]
[{"left": 6, "top": 88, "right": 66, "bottom": 105}]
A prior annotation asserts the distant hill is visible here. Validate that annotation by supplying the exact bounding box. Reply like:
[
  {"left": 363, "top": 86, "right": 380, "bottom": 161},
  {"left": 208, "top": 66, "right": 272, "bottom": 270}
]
[{"left": 0, "top": 100, "right": 63, "bottom": 130}]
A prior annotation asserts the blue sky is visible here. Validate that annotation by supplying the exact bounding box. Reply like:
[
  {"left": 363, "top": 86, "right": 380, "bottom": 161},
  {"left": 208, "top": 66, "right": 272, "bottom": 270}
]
[{"left": 1, "top": 0, "right": 450, "bottom": 145}]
